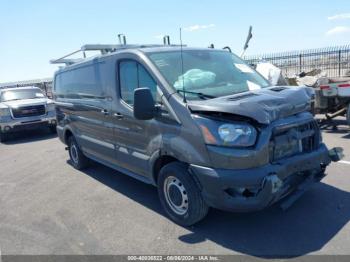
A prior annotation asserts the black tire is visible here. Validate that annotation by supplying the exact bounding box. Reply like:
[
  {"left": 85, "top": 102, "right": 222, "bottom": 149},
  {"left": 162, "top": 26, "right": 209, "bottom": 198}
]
[
  {"left": 157, "top": 162, "right": 209, "bottom": 226},
  {"left": 68, "top": 136, "right": 89, "bottom": 170},
  {"left": 347, "top": 103, "right": 350, "bottom": 127},
  {"left": 0, "top": 131, "right": 9, "bottom": 142},
  {"left": 310, "top": 101, "right": 316, "bottom": 116},
  {"left": 49, "top": 125, "right": 57, "bottom": 134}
]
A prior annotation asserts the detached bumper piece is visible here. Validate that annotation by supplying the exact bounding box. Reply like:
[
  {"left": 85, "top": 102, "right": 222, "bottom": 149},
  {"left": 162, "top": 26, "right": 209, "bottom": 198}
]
[
  {"left": 190, "top": 144, "right": 332, "bottom": 212},
  {"left": 279, "top": 171, "right": 325, "bottom": 210},
  {"left": 278, "top": 147, "right": 343, "bottom": 210}
]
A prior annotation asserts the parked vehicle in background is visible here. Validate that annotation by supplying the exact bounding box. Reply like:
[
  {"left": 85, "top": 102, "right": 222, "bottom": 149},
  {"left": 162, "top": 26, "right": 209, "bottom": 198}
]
[
  {"left": 52, "top": 40, "right": 342, "bottom": 226},
  {"left": 239, "top": 25, "right": 350, "bottom": 129},
  {"left": 283, "top": 70, "right": 350, "bottom": 129},
  {"left": 0, "top": 86, "right": 57, "bottom": 142},
  {"left": 313, "top": 77, "right": 350, "bottom": 128}
]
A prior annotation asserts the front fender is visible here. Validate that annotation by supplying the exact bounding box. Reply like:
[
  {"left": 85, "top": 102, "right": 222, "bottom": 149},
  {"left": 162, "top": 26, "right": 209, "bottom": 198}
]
[{"left": 160, "top": 131, "right": 211, "bottom": 167}]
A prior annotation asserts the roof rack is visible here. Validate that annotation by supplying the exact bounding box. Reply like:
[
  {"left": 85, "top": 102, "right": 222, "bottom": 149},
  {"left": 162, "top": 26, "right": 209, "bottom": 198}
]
[
  {"left": 50, "top": 44, "right": 132, "bottom": 65},
  {"left": 50, "top": 34, "right": 184, "bottom": 66}
]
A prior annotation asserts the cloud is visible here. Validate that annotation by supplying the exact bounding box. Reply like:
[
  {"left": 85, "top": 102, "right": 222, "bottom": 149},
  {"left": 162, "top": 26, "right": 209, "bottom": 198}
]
[
  {"left": 325, "top": 26, "right": 350, "bottom": 36},
  {"left": 154, "top": 34, "right": 165, "bottom": 39},
  {"left": 183, "top": 24, "right": 215, "bottom": 32},
  {"left": 328, "top": 13, "right": 350, "bottom": 20}
]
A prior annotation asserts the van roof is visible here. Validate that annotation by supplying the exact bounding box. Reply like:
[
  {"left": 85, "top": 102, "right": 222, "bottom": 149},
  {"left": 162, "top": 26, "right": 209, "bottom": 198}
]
[
  {"left": 52, "top": 45, "right": 227, "bottom": 72},
  {"left": 138, "top": 46, "right": 219, "bottom": 53}
]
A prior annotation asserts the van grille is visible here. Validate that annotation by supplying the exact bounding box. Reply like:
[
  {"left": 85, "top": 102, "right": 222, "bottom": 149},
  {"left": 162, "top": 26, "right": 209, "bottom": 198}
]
[
  {"left": 11, "top": 105, "right": 46, "bottom": 118},
  {"left": 269, "top": 120, "right": 320, "bottom": 162}
]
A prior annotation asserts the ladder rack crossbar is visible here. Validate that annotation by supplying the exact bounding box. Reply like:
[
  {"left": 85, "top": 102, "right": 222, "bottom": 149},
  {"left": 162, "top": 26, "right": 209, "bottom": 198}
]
[{"left": 51, "top": 43, "right": 186, "bottom": 66}]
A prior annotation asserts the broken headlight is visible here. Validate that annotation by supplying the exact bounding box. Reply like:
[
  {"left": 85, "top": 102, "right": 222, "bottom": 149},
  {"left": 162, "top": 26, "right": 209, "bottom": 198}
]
[{"left": 194, "top": 115, "right": 257, "bottom": 147}]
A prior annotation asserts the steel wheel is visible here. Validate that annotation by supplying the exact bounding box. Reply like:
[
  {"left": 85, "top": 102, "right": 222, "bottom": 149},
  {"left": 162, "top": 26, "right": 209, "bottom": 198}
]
[
  {"left": 68, "top": 136, "right": 89, "bottom": 170},
  {"left": 158, "top": 162, "right": 209, "bottom": 226},
  {"left": 163, "top": 176, "right": 189, "bottom": 215},
  {"left": 70, "top": 144, "right": 79, "bottom": 164}
]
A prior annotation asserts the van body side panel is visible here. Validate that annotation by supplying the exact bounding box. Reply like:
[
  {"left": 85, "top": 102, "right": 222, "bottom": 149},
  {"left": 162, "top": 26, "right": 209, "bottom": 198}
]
[
  {"left": 111, "top": 53, "right": 163, "bottom": 176},
  {"left": 54, "top": 59, "right": 117, "bottom": 165},
  {"left": 73, "top": 100, "right": 115, "bottom": 164}
]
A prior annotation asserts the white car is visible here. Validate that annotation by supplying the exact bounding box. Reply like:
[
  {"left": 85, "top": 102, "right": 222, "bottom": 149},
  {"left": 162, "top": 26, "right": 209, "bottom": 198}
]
[{"left": 0, "top": 86, "right": 57, "bottom": 142}]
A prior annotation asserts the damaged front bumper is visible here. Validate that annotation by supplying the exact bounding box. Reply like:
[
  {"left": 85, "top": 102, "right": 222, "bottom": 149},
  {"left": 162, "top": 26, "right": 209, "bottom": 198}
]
[{"left": 190, "top": 144, "right": 341, "bottom": 212}]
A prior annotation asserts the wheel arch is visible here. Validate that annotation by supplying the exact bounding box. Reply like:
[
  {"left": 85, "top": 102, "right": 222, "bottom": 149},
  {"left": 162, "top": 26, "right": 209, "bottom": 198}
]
[
  {"left": 63, "top": 127, "right": 74, "bottom": 145},
  {"left": 150, "top": 153, "right": 202, "bottom": 191},
  {"left": 151, "top": 154, "right": 178, "bottom": 185}
]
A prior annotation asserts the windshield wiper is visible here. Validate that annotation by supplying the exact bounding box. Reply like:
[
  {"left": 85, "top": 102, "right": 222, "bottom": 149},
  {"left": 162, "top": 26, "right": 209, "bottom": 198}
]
[{"left": 177, "top": 90, "right": 216, "bottom": 100}]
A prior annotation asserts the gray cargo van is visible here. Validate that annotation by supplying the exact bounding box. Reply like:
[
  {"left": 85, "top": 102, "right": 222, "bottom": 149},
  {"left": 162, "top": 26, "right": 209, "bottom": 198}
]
[{"left": 52, "top": 44, "right": 342, "bottom": 226}]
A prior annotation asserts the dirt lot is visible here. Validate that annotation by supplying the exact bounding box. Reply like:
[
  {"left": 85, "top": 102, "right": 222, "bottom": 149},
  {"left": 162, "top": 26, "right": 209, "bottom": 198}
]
[{"left": 0, "top": 118, "right": 350, "bottom": 257}]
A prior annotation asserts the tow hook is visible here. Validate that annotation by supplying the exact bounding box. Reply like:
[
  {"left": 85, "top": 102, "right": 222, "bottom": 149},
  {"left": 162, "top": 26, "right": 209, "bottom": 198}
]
[
  {"left": 65, "top": 146, "right": 69, "bottom": 151},
  {"left": 329, "top": 147, "right": 344, "bottom": 162}
]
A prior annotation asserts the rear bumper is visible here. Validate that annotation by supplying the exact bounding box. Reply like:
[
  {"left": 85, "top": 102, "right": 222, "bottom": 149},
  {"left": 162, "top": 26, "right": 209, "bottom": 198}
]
[
  {"left": 0, "top": 112, "right": 56, "bottom": 133},
  {"left": 190, "top": 144, "right": 331, "bottom": 212}
]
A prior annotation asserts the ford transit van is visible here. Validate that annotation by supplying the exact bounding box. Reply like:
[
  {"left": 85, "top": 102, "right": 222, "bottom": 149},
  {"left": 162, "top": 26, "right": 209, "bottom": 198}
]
[{"left": 52, "top": 44, "right": 341, "bottom": 226}]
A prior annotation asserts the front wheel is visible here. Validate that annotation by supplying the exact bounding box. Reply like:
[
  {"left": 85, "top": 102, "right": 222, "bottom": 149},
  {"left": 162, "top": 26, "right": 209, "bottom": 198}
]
[{"left": 157, "top": 162, "right": 209, "bottom": 226}]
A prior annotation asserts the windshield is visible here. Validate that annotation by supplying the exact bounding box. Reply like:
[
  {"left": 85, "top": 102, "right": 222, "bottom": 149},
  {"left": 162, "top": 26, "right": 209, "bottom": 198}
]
[
  {"left": 1, "top": 89, "right": 45, "bottom": 102},
  {"left": 148, "top": 50, "right": 270, "bottom": 100}
]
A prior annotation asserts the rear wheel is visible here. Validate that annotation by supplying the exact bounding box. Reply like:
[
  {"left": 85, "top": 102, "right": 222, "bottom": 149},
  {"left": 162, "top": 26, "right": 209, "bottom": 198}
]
[
  {"left": 0, "top": 131, "right": 9, "bottom": 142},
  {"left": 68, "top": 136, "right": 89, "bottom": 170},
  {"left": 157, "top": 162, "right": 209, "bottom": 226},
  {"left": 49, "top": 125, "right": 57, "bottom": 134}
]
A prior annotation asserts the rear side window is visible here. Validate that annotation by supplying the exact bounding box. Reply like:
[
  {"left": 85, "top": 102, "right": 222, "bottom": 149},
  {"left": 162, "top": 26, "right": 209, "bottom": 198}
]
[
  {"left": 119, "top": 61, "right": 157, "bottom": 106},
  {"left": 55, "top": 63, "right": 104, "bottom": 99}
]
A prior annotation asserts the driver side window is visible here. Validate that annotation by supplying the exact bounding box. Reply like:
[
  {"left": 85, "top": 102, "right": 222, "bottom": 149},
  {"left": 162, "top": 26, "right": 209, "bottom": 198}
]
[{"left": 119, "top": 60, "right": 157, "bottom": 106}]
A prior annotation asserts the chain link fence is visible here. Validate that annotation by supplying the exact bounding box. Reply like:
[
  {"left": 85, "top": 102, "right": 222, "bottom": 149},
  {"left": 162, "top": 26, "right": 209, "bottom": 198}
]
[{"left": 244, "top": 45, "right": 350, "bottom": 78}]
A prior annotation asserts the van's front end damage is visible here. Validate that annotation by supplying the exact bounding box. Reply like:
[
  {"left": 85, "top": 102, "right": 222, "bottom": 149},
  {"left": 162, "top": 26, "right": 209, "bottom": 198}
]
[
  {"left": 189, "top": 87, "right": 343, "bottom": 211},
  {"left": 190, "top": 144, "right": 340, "bottom": 212}
]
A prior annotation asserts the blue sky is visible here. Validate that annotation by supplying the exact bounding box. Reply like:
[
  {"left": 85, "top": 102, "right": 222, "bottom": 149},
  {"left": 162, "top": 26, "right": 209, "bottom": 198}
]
[{"left": 1, "top": 0, "right": 350, "bottom": 82}]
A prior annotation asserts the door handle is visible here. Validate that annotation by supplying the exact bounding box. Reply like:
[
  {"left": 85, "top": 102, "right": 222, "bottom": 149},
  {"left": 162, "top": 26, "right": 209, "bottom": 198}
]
[
  {"left": 113, "top": 112, "right": 124, "bottom": 120},
  {"left": 101, "top": 109, "right": 110, "bottom": 115}
]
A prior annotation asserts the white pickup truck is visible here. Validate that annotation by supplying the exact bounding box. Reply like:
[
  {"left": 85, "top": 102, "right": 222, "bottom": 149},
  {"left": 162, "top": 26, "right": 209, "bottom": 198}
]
[{"left": 0, "top": 86, "right": 57, "bottom": 142}]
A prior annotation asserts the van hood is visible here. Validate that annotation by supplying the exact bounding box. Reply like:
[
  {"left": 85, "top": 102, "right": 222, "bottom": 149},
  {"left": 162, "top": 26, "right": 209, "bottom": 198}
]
[
  {"left": 188, "top": 86, "right": 313, "bottom": 124},
  {"left": 2, "top": 98, "right": 51, "bottom": 108}
]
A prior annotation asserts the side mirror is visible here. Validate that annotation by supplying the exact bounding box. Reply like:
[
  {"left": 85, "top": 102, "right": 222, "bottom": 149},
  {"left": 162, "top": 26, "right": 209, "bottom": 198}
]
[{"left": 133, "top": 87, "right": 155, "bottom": 120}]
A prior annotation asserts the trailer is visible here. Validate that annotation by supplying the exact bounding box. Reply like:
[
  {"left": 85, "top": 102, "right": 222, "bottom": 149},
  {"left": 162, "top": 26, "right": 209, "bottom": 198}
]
[{"left": 313, "top": 77, "right": 350, "bottom": 129}]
